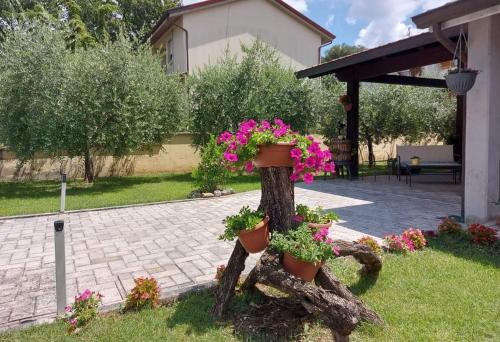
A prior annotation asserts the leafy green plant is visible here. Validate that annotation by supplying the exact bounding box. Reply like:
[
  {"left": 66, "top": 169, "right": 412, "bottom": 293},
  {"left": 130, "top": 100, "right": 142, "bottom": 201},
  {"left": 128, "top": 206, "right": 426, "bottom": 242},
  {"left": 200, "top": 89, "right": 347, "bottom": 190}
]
[
  {"left": 65, "top": 289, "right": 102, "bottom": 334},
  {"left": 294, "top": 204, "right": 339, "bottom": 224},
  {"left": 357, "top": 236, "right": 382, "bottom": 255},
  {"left": 270, "top": 224, "right": 339, "bottom": 264},
  {"left": 124, "top": 277, "right": 161, "bottom": 312},
  {"left": 402, "top": 227, "right": 427, "bottom": 250},
  {"left": 192, "top": 135, "right": 229, "bottom": 192},
  {"left": 219, "top": 206, "right": 265, "bottom": 241}
]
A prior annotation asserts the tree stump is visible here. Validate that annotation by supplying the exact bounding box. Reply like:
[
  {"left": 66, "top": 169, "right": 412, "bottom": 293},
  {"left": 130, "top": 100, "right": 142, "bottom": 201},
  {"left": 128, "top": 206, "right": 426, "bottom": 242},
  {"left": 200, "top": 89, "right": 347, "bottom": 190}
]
[{"left": 211, "top": 166, "right": 383, "bottom": 340}]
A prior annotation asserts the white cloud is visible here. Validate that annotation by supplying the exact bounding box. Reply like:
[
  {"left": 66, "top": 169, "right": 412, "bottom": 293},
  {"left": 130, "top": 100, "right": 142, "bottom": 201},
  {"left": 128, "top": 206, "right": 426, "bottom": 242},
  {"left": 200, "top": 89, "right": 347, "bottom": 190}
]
[
  {"left": 181, "top": 0, "right": 310, "bottom": 12},
  {"left": 347, "top": 0, "right": 454, "bottom": 48},
  {"left": 325, "top": 14, "right": 335, "bottom": 29}
]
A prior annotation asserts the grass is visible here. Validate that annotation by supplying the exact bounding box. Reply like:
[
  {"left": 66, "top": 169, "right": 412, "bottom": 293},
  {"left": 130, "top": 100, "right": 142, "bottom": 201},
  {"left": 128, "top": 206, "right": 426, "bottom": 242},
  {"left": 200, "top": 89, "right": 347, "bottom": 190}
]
[
  {"left": 0, "top": 173, "right": 261, "bottom": 217},
  {"left": 2, "top": 234, "right": 499, "bottom": 341}
]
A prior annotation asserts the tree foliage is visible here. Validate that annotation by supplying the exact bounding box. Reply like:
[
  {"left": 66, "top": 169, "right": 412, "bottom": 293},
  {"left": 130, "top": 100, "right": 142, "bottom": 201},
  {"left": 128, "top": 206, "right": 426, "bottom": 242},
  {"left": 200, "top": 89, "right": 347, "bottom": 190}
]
[
  {"left": 189, "top": 41, "right": 324, "bottom": 147},
  {"left": 0, "top": 24, "right": 185, "bottom": 182},
  {"left": 322, "top": 43, "right": 365, "bottom": 62}
]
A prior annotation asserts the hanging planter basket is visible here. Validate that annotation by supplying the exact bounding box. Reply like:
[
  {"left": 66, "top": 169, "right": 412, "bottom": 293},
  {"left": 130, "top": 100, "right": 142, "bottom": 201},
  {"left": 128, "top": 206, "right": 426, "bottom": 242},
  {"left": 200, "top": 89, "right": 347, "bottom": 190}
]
[{"left": 445, "top": 69, "right": 478, "bottom": 95}]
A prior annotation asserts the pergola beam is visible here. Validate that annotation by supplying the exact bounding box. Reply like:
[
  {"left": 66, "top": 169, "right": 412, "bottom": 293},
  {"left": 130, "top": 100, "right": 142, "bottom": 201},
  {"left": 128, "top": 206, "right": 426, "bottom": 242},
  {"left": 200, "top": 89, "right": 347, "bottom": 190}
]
[{"left": 363, "top": 75, "right": 447, "bottom": 88}]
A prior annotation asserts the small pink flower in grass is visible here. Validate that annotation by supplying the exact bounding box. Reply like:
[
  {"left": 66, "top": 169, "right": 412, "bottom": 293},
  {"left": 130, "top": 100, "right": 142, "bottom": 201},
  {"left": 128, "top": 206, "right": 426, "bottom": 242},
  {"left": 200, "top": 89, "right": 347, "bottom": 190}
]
[
  {"left": 244, "top": 161, "right": 254, "bottom": 173},
  {"left": 293, "top": 215, "right": 304, "bottom": 222},
  {"left": 290, "top": 148, "right": 302, "bottom": 160},
  {"left": 289, "top": 172, "right": 300, "bottom": 182},
  {"left": 79, "top": 289, "right": 92, "bottom": 301},
  {"left": 305, "top": 156, "right": 316, "bottom": 168},
  {"left": 223, "top": 152, "right": 238, "bottom": 162},
  {"left": 303, "top": 172, "right": 314, "bottom": 184},
  {"left": 70, "top": 318, "right": 77, "bottom": 326}
]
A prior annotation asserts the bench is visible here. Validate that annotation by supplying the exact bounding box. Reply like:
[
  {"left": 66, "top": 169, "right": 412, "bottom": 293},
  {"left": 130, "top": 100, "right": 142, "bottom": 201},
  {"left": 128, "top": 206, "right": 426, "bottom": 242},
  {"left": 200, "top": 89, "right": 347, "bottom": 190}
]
[{"left": 396, "top": 145, "right": 461, "bottom": 186}]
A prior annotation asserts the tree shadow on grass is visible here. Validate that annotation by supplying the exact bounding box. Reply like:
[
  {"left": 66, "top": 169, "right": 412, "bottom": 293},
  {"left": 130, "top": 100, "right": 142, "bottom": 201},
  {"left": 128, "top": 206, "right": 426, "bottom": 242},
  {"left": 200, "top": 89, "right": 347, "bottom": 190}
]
[{"left": 426, "top": 233, "right": 500, "bottom": 269}]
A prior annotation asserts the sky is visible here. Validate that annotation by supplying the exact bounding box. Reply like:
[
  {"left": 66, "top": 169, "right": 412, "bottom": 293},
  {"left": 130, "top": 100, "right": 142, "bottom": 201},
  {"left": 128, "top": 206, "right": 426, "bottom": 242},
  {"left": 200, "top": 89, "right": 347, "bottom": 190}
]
[{"left": 182, "top": 0, "right": 454, "bottom": 48}]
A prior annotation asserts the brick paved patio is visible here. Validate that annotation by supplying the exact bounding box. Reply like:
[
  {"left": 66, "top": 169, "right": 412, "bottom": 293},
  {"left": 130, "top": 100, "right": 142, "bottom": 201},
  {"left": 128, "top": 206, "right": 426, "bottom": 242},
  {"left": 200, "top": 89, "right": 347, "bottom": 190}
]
[{"left": 0, "top": 178, "right": 460, "bottom": 330}]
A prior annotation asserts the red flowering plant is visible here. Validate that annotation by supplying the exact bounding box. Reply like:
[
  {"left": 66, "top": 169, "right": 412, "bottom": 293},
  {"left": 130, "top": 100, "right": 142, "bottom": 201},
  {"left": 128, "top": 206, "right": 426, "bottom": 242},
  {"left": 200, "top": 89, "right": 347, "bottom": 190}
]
[
  {"left": 437, "top": 217, "right": 462, "bottom": 234},
  {"left": 402, "top": 227, "right": 427, "bottom": 250},
  {"left": 217, "top": 118, "right": 335, "bottom": 184},
  {"left": 65, "top": 289, "right": 102, "bottom": 334},
  {"left": 124, "top": 277, "right": 161, "bottom": 312},
  {"left": 467, "top": 224, "right": 498, "bottom": 246},
  {"left": 384, "top": 228, "right": 427, "bottom": 254}
]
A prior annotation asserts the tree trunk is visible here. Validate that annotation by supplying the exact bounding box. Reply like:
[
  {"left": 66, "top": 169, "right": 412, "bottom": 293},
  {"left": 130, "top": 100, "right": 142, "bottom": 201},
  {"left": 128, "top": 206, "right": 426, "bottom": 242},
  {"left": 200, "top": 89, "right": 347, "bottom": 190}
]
[
  {"left": 334, "top": 240, "right": 382, "bottom": 274},
  {"left": 84, "top": 150, "right": 94, "bottom": 183},
  {"left": 367, "top": 136, "right": 375, "bottom": 167}
]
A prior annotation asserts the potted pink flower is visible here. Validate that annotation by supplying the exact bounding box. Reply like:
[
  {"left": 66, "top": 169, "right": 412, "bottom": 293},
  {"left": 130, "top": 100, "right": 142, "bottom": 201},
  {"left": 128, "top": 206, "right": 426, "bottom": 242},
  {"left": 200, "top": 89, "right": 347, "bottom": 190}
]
[{"left": 217, "top": 118, "right": 335, "bottom": 184}]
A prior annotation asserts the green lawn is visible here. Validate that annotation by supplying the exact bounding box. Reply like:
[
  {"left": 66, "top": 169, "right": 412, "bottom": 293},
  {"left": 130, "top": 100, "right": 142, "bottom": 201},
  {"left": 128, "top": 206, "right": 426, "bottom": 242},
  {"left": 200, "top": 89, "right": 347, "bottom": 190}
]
[
  {"left": 2, "top": 235, "right": 499, "bottom": 341},
  {"left": 0, "top": 173, "right": 261, "bottom": 217}
]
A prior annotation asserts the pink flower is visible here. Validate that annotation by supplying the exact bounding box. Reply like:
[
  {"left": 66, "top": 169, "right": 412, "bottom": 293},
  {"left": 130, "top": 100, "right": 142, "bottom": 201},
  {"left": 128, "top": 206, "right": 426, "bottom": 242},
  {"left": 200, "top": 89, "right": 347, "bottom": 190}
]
[
  {"left": 319, "top": 227, "right": 329, "bottom": 237},
  {"left": 324, "top": 161, "right": 336, "bottom": 173},
  {"left": 323, "top": 149, "right": 332, "bottom": 161},
  {"left": 273, "top": 125, "right": 287, "bottom": 138},
  {"left": 236, "top": 132, "right": 248, "bottom": 145},
  {"left": 294, "top": 162, "right": 305, "bottom": 173},
  {"left": 307, "top": 135, "right": 315, "bottom": 142},
  {"left": 217, "top": 131, "right": 233, "bottom": 144},
  {"left": 303, "top": 172, "right": 314, "bottom": 184},
  {"left": 65, "top": 305, "right": 72, "bottom": 312},
  {"left": 223, "top": 152, "right": 238, "bottom": 162},
  {"left": 313, "top": 232, "right": 323, "bottom": 241},
  {"left": 239, "top": 120, "right": 256, "bottom": 134},
  {"left": 290, "top": 148, "right": 302, "bottom": 160},
  {"left": 289, "top": 172, "right": 300, "bottom": 182},
  {"left": 326, "top": 238, "right": 333, "bottom": 244},
  {"left": 79, "top": 289, "right": 91, "bottom": 301},
  {"left": 260, "top": 120, "right": 271, "bottom": 130},
  {"left": 332, "top": 246, "right": 340, "bottom": 256},
  {"left": 70, "top": 318, "right": 77, "bottom": 326},
  {"left": 293, "top": 215, "right": 304, "bottom": 222},
  {"left": 228, "top": 141, "right": 237, "bottom": 151},
  {"left": 274, "top": 118, "right": 285, "bottom": 127},
  {"left": 305, "top": 156, "right": 316, "bottom": 168},
  {"left": 307, "top": 142, "right": 321, "bottom": 154},
  {"left": 244, "top": 161, "right": 254, "bottom": 173}
]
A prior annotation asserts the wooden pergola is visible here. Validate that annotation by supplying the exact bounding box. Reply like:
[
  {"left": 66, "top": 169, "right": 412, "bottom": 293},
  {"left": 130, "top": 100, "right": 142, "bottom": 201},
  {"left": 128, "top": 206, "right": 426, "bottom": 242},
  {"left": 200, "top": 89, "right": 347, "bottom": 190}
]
[{"left": 297, "top": 27, "right": 465, "bottom": 179}]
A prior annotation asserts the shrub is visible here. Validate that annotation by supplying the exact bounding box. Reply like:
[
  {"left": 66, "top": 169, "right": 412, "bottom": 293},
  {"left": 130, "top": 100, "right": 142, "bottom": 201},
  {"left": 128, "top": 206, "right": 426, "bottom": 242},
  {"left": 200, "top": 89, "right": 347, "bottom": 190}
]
[
  {"left": 219, "top": 206, "right": 265, "bottom": 241},
  {"left": 467, "top": 224, "right": 498, "bottom": 246},
  {"left": 402, "top": 228, "right": 427, "bottom": 250},
  {"left": 270, "top": 224, "right": 339, "bottom": 264},
  {"left": 192, "top": 135, "right": 229, "bottom": 192},
  {"left": 65, "top": 289, "right": 102, "bottom": 334},
  {"left": 384, "top": 234, "right": 411, "bottom": 254},
  {"left": 357, "top": 236, "right": 382, "bottom": 255},
  {"left": 295, "top": 204, "right": 339, "bottom": 224},
  {"left": 438, "top": 217, "right": 462, "bottom": 234},
  {"left": 189, "top": 40, "right": 319, "bottom": 148},
  {"left": 124, "top": 277, "right": 161, "bottom": 312},
  {"left": 217, "top": 119, "right": 335, "bottom": 184}
]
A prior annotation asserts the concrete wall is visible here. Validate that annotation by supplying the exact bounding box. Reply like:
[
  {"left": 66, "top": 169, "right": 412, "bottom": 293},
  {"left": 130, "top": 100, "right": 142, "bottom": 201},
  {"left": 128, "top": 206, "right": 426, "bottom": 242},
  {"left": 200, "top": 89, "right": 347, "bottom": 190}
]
[
  {"left": 0, "top": 134, "right": 200, "bottom": 181},
  {"left": 153, "top": 0, "right": 323, "bottom": 73},
  {"left": 464, "top": 14, "right": 500, "bottom": 222}
]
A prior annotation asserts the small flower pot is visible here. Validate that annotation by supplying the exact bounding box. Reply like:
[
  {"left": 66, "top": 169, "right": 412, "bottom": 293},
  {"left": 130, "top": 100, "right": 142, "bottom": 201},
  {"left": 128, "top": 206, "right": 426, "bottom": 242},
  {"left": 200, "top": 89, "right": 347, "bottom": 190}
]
[
  {"left": 254, "top": 143, "right": 295, "bottom": 168},
  {"left": 307, "top": 221, "right": 333, "bottom": 230},
  {"left": 238, "top": 216, "right": 270, "bottom": 253},
  {"left": 445, "top": 70, "right": 478, "bottom": 95},
  {"left": 343, "top": 103, "right": 352, "bottom": 112},
  {"left": 282, "top": 252, "right": 322, "bottom": 282}
]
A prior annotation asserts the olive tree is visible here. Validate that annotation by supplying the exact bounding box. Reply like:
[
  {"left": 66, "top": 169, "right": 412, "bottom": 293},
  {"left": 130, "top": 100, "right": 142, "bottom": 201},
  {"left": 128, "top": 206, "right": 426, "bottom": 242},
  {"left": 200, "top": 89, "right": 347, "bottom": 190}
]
[
  {"left": 0, "top": 24, "right": 186, "bottom": 182},
  {"left": 188, "top": 41, "right": 318, "bottom": 147}
]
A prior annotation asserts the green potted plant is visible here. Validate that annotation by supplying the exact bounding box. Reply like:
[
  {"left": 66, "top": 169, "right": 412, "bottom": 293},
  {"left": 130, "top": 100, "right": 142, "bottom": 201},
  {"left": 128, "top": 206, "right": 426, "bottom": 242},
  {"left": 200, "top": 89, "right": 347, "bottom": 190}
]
[
  {"left": 270, "top": 224, "right": 339, "bottom": 282},
  {"left": 217, "top": 118, "right": 335, "bottom": 184},
  {"left": 219, "top": 206, "right": 269, "bottom": 253},
  {"left": 410, "top": 156, "right": 420, "bottom": 166},
  {"left": 294, "top": 204, "right": 339, "bottom": 230}
]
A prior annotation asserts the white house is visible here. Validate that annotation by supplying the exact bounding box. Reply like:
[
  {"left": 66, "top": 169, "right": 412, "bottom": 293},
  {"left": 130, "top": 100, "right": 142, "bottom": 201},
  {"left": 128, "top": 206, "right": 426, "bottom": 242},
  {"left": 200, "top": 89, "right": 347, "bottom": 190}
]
[{"left": 150, "top": 0, "right": 335, "bottom": 74}]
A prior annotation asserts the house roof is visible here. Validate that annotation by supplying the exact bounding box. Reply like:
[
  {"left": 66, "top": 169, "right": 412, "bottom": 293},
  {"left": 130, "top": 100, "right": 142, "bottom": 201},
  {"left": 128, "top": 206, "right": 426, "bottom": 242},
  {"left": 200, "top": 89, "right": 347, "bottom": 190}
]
[
  {"left": 412, "top": 0, "right": 500, "bottom": 29},
  {"left": 150, "top": 0, "right": 335, "bottom": 45},
  {"left": 296, "top": 26, "right": 462, "bottom": 80}
]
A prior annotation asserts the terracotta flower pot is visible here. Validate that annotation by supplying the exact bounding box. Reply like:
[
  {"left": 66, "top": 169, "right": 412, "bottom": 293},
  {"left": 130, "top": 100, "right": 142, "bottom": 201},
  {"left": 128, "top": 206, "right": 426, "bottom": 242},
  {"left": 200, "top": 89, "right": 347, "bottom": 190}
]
[
  {"left": 282, "top": 252, "right": 322, "bottom": 282},
  {"left": 254, "top": 143, "right": 295, "bottom": 168},
  {"left": 343, "top": 103, "right": 352, "bottom": 112},
  {"left": 238, "top": 216, "right": 270, "bottom": 253},
  {"left": 307, "top": 221, "right": 333, "bottom": 230}
]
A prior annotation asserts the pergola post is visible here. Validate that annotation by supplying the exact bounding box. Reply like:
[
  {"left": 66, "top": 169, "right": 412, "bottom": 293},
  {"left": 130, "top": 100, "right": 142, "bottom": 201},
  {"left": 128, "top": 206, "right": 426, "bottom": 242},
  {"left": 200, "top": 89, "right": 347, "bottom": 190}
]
[{"left": 346, "top": 80, "right": 360, "bottom": 178}]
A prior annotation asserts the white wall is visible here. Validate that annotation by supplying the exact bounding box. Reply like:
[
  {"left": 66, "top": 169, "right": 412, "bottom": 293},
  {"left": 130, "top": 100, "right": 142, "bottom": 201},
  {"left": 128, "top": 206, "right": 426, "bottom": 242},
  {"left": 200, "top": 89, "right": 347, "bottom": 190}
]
[
  {"left": 464, "top": 14, "right": 500, "bottom": 222},
  {"left": 182, "top": 0, "right": 323, "bottom": 73}
]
